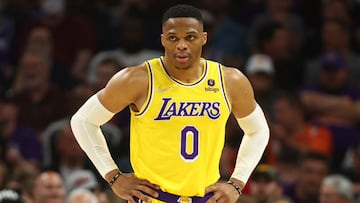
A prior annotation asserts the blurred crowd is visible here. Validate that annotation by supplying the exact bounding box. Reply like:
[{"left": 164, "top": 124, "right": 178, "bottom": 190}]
[{"left": 0, "top": 0, "right": 359, "bottom": 202}]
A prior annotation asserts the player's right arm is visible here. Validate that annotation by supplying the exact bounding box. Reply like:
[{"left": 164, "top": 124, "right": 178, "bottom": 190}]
[{"left": 70, "top": 64, "right": 159, "bottom": 203}]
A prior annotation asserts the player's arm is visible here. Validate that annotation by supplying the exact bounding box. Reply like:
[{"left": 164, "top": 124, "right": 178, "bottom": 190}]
[
  {"left": 70, "top": 65, "right": 159, "bottom": 203},
  {"left": 225, "top": 67, "right": 269, "bottom": 188},
  {"left": 206, "top": 67, "right": 269, "bottom": 203}
]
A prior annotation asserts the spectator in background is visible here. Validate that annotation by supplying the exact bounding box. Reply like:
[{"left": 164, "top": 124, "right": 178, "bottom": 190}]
[
  {"left": 0, "top": 189, "right": 24, "bottom": 203},
  {"left": 271, "top": 93, "right": 333, "bottom": 158},
  {"left": 301, "top": 52, "right": 360, "bottom": 172},
  {"left": 75, "top": 57, "right": 124, "bottom": 104},
  {"left": 25, "top": 26, "right": 52, "bottom": 58},
  {"left": 8, "top": 47, "right": 70, "bottom": 133},
  {"left": 66, "top": 188, "right": 98, "bottom": 203},
  {"left": 267, "top": 196, "right": 294, "bottom": 203},
  {"left": 221, "top": 54, "right": 278, "bottom": 176},
  {"left": 5, "top": 171, "right": 38, "bottom": 203},
  {"left": 31, "top": 171, "right": 65, "bottom": 203},
  {"left": 200, "top": 0, "right": 248, "bottom": 68},
  {"left": 46, "top": 125, "right": 98, "bottom": 186},
  {"left": 249, "top": 0, "right": 304, "bottom": 51},
  {"left": 245, "top": 53, "right": 280, "bottom": 120},
  {"left": 42, "top": 120, "right": 124, "bottom": 189},
  {"left": 275, "top": 147, "right": 301, "bottom": 187},
  {"left": 341, "top": 141, "right": 360, "bottom": 200},
  {"left": 0, "top": 97, "right": 42, "bottom": 175},
  {"left": 87, "top": 13, "right": 161, "bottom": 84},
  {"left": 247, "top": 164, "right": 286, "bottom": 203},
  {"left": 54, "top": 126, "right": 88, "bottom": 170},
  {"left": 25, "top": 26, "right": 73, "bottom": 89},
  {"left": 66, "top": 170, "right": 110, "bottom": 203},
  {"left": 254, "top": 21, "right": 304, "bottom": 92},
  {"left": 283, "top": 152, "right": 329, "bottom": 203},
  {"left": 15, "top": 0, "right": 96, "bottom": 84},
  {"left": 305, "top": 18, "right": 360, "bottom": 88},
  {"left": 73, "top": 57, "right": 131, "bottom": 171},
  {"left": 322, "top": 0, "right": 351, "bottom": 24},
  {"left": 319, "top": 174, "right": 353, "bottom": 203}
]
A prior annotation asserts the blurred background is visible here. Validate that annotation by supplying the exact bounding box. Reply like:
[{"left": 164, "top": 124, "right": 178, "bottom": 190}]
[{"left": 0, "top": 0, "right": 359, "bottom": 203}]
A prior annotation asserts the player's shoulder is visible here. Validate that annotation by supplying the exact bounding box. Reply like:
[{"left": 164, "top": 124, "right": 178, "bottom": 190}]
[
  {"left": 221, "top": 65, "right": 248, "bottom": 84},
  {"left": 107, "top": 63, "right": 149, "bottom": 90},
  {"left": 114, "top": 63, "right": 148, "bottom": 80}
]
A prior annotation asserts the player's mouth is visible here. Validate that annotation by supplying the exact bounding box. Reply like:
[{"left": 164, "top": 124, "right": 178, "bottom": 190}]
[{"left": 175, "top": 53, "right": 190, "bottom": 63}]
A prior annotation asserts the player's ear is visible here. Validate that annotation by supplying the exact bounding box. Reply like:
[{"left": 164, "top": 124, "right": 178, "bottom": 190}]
[
  {"left": 160, "top": 34, "right": 165, "bottom": 47},
  {"left": 202, "top": 32, "right": 207, "bottom": 45}
]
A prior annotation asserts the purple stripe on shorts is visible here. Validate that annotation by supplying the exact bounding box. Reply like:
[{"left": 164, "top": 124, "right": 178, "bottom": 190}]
[{"left": 133, "top": 189, "right": 213, "bottom": 203}]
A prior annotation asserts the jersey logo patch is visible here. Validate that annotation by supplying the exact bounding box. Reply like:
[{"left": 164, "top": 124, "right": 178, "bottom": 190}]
[{"left": 205, "top": 79, "right": 219, "bottom": 93}]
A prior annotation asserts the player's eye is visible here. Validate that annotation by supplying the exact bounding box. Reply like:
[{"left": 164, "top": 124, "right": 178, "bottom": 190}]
[
  {"left": 187, "top": 35, "right": 196, "bottom": 41},
  {"left": 168, "top": 36, "right": 177, "bottom": 41}
]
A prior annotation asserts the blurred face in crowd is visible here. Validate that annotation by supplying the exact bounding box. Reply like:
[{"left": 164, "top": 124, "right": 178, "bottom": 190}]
[
  {"left": 250, "top": 176, "right": 282, "bottom": 202},
  {"left": 32, "top": 171, "right": 65, "bottom": 203},
  {"left": 322, "top": 21, "right": 349, "bottom": 52},
  {"left": 266, "top": 0, "right": 292, "bottom": 11},
  {"left": 57, "top": 127, "right": 84, "bottom": 162},
  {"left": 19, "top": 51, "right": 51, "bottom": 89},
  {"left": 248, "top": 73, "right": 273, "bottom": 94},
  {"left": 161, "top": 17, "right": 207, "bottom": 70},
  {"left": 322, "top": 0, "right": 350, "bottom": 23},
  {"left": 319, "top": 184, "right": 350, "bottom": 203},
  {"left": 273, "top": 97, "right": 300, "bottom": 128},
  {"left": 298, "top": 159, "right": 328, "bottom": 197},
  {"left": 27, "top": 27, "right": 53, "bottom": 54},
  {"left": 265, "top": 27, "right": 291, "bottom": 60}
]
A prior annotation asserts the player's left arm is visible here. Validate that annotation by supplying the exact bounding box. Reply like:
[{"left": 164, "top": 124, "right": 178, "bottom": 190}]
[{"left": 205, "top": 67, "right": 270, "bottom": 203}]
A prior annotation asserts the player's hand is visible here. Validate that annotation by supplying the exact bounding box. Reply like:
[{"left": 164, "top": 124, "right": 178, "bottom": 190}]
[
  {"left": 110, "top": 173, "right": 160, "bottom": 203},
  {"left": 204, "top": 181, "right": 240, "bottom": 203}
]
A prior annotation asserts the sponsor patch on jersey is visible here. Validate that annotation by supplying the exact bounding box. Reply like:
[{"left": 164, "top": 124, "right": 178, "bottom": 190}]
[{"left": 205, "top": 79, "right": 219, "bottom": 92}]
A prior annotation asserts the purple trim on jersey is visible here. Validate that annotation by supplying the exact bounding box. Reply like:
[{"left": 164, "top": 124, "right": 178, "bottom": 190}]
[
  {"left": 133, "top": 189, "right": 213, "bottom": 203},
  {"left": 218, "top": 64, "right": 231, "bottom": 112},
  {"left": 135, "top": 61, "right": 153, "bottom": 116},
  {"left": 159, "top": 57, "right": 208, "bottom": 87}
]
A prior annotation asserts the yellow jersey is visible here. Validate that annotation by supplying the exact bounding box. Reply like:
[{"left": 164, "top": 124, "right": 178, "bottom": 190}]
[{"left": 130, "top": 57, "right": 231, "bottom": 197}]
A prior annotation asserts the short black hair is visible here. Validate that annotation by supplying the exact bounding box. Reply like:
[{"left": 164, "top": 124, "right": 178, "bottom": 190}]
[{"left": 162, "top": 4, "right": 203, "bottom": 25}]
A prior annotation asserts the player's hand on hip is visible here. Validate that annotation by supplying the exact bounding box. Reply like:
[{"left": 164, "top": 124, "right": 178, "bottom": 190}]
[
  {"left": 111, "top": 173, "right": 160, "bottom": 203},
  {"left": 205, "top": 182, "right": 240, "bottom": 203}
]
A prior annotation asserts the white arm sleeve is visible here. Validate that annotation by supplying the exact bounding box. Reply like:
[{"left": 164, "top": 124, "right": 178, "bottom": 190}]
[
  {"left": 230, "top": 104, "right": 270, "bottom": 184},
  {"left": 70, "top": 94, "right": 118, "bottom": 178}
]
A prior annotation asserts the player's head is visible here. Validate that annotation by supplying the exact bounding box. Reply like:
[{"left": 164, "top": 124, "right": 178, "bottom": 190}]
[
  {"left": 162, "top": 4, "right": 204, "bottom": 27},
  {"left": 161, "top": 4, "right": 207, "bottom": 70}
]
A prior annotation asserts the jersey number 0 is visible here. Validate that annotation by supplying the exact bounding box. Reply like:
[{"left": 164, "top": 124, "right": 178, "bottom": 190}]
[{"left": 180, "top": 126, "right": 199, "bottom": 161}]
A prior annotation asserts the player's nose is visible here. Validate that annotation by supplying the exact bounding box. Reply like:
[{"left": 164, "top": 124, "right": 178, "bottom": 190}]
[{"left": 176, "top": 39, "right": 188, "bottom": 50}]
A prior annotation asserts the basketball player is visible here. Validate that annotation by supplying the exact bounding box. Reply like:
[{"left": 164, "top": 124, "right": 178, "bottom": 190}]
[{"left": 71, "top": 4, "right": 269, "bottom": 203}]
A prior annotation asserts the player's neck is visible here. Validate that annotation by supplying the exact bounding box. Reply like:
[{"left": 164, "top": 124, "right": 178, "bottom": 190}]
[{"left": 162, "top": 57, "right": 204, "bottom": 84}]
